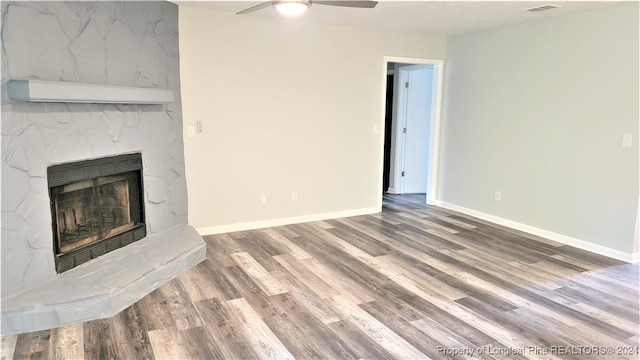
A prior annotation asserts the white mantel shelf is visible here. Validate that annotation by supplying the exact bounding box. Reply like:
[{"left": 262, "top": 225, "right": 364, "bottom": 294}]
[{"left": 6, "top": 79, "right": 174, "bottom": 104}]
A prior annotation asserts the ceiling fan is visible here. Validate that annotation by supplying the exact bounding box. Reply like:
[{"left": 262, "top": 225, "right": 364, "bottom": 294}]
[{"left": 237, "top": 0, "right": 378, "bottom": 16}]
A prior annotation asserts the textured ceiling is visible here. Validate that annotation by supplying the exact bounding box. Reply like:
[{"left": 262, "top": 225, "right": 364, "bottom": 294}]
[{"left": 173, "top": 1, "right": 628, "bottom": 35}]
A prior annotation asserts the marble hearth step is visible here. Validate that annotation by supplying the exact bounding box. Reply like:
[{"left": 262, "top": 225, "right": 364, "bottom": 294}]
[{"left": 1, "top": 224, "right": 206, "bottom": 336}]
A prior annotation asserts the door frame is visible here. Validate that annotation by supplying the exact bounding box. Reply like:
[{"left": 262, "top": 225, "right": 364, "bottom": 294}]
[{"left": 379, "top": 56, "right": 444, "bottom": 206}]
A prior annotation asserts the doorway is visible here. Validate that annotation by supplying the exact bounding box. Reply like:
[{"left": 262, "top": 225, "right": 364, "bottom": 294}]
[{"left": 381, "top": 57, "right": 443, "bottom": 205}]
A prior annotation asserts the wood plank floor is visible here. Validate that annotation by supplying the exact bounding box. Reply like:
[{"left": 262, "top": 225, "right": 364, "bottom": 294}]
[{"left": 2, "top": 194, "right": 639, "bottom": 359}]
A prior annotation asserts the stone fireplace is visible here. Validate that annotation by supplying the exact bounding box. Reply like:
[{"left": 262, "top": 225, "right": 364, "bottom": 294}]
[
  {"left": 1, "top": 2, "right": 206, "bottom": 336},
  {"left": 49, "top": 153, "right": 146, "bottom": 273}
]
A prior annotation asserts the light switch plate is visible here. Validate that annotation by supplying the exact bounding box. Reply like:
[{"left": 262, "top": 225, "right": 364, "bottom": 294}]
[
  {"left": 187, "top": 126, "right": 195, "bottom": 138},
  {"left": 622, "top": 133, "right": 633, "bottom": 147}
]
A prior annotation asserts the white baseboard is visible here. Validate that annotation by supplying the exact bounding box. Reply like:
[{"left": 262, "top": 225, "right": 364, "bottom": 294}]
[
  {"left": 435, "top": 201, "right": 636, "bottom": 263},
  {"left": 196, "top": 207, "right": 380, "bottom": 236}
]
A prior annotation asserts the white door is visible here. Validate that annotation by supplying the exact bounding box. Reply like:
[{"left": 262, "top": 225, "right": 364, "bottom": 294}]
[{"left": 399, "top": 65, "right": 433, "bottom": 194}]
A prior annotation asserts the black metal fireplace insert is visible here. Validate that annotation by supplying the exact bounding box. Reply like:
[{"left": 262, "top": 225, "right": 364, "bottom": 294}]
[{"left": 48, "top": 153, "right": 146, "bottom": 273}]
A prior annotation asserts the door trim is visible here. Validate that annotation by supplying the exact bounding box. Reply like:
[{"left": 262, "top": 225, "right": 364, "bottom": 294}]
[{"left": 379, "top": 56, "right": 444, "bottom": 206}]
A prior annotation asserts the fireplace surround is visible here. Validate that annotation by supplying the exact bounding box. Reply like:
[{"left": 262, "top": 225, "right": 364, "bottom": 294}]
[
  {"left": 1, "top": 1, "right": 206, "bottom": 336},
  {"left": 48, "top": 153, "right": 146, "bottom": 273}
]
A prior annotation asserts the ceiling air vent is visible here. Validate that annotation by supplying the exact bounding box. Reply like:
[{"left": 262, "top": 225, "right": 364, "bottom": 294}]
[{"left": 524, "top": 4, "right": 562, "bottom": 12}]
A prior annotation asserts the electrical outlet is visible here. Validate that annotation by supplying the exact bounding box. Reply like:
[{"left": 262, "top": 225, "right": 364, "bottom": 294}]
[
  {"left": 260, "top": 194, "right": 267, "bottom": 204},
  {"left": 291, "top": 191, "right": 298, "bottom": 202},
  {"left": 494, "top": 191, "right": 501, "bottom": 202}
]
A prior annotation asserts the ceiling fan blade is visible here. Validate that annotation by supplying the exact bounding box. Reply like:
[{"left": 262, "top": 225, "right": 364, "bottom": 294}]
[
  {"left": 236, "top": 1, "right": 273, "bottom": 15},
  {"left": 313, "top": 1, "right": 378, "bottom": 8}
]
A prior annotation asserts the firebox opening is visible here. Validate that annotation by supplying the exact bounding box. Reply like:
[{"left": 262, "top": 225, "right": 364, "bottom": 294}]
[{"left": 48, "top": 153, "right": 146, "bottom": 273}]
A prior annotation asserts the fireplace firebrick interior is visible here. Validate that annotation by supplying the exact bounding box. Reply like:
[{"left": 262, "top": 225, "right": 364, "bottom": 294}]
[{"left": 48, "top": 153, "right": 146, "bottom": 273}]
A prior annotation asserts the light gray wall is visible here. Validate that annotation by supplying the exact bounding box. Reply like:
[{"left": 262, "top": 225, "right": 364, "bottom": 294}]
[
  {"left": 1, "top": 1, "right": 187, "bottom": 297},
  {"left": 179, "top": 7, "right": 447, "bottom": 231},
  {"left": 439, "top": 4, "right": 639, "bottom": 254}
]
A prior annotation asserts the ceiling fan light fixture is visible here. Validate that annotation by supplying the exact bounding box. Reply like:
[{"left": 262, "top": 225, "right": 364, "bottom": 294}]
[{"left": 273, "top": 0, "right": 311, "bottom": 16}]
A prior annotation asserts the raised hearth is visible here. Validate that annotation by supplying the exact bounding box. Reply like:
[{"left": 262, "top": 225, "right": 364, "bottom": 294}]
[{"left": 1, "top": 224, "right": 205, "bottom": 336}]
